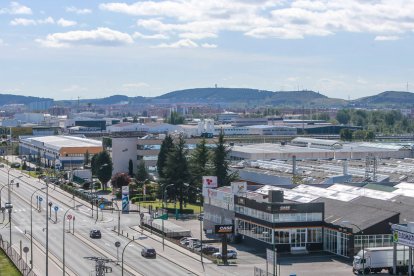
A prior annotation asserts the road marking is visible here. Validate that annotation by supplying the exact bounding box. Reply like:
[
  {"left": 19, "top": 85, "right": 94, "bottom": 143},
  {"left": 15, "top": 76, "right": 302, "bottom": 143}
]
[{"left": 15, "top": 226, "right": 23, "bottom": 233}]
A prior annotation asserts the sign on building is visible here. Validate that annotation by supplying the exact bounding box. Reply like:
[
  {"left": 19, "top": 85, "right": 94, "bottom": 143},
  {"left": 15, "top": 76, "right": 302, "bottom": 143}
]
[
  {"left": 202, "top": 176, "right": 218, "bottom": 188},
  {"left": 231, "top": 182, "right": 247, "bottom": 195},
  {"left": 215, "top": 224, "right": 234, "bottom": 234}
]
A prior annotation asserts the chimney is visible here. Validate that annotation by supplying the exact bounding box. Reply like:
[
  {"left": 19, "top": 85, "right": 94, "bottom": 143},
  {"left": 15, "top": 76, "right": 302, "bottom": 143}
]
[
  {"left": 268, "top": 190, "right": 284, "bottom": 203},
  {"left": 343, "top": 160, "right": 348, "bottom": 175},
  {"left": 292, "top": 155, "right": 297, "bottom": 175}
]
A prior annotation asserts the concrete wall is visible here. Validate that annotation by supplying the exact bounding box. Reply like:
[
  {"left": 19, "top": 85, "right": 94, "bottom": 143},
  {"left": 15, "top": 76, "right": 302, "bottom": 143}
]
[{"left": 112, "top": 137, "right": 138, "bottom": 176}]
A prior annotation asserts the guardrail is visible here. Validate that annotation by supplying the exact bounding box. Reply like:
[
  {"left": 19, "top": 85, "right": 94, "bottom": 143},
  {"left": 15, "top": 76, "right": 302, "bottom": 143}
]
[{"left": 0, "top": 234, "right": 38, "bottom": 276}]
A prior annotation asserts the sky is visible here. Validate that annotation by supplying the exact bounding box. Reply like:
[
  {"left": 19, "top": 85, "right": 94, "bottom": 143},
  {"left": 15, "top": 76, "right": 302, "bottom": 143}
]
[{"left": 0, "top": 0, "right": 414, "bottom": 101}]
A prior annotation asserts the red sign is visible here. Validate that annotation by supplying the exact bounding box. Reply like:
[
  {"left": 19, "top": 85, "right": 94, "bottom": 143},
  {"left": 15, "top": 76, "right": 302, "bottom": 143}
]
[{"left": 67, "top": 214, "right": 72, "bottom": 220}]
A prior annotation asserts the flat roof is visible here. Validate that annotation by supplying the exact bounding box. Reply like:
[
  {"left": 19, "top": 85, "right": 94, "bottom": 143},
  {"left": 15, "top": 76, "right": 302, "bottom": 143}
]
[{"left": 22, "top": 135, "right": 102, "bottom": 151}]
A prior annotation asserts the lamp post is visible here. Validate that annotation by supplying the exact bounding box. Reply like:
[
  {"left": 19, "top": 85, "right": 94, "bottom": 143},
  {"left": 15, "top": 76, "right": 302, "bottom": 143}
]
[
  {"left": 63, "top": 205, "right": 82, "bottom": 276},
  {"left": 343, "top": 221, "right": 365, "bottom": 275},
  {"left": 184, "top": 183, "right": 203, "bottom": 265},
  {"left": 30, "top": 186, "right": 46, "bottom": 270},
  {"left": 6, "top": 171, "right": 21, "bottom": 247},
  {"left": 45, "top": 176, "right": 50, "bottom": 276},
  {"left": 162, "top": 184, "right": 174, "bottom": 251},
  {"left": 121, "top": 239, "right": 135, "bottom": 276},
  {"left": 112, "top": 201, "right": 121, "bottom": 236}
]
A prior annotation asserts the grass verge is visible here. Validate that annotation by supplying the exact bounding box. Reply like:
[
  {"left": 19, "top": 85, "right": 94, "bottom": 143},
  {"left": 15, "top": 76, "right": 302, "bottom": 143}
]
[{"left": 0, "top": 249, "right": 20, "bottom": 276}]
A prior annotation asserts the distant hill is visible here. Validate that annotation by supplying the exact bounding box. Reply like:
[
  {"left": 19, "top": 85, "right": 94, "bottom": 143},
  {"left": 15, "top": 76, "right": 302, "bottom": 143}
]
[
  {"left": 351, "top": 91, "right": 414, "bottom": 107},
  {"left": 0, "top": 93, "right": 53, "bottom": 105},
  {"left": 154, "top": 88, "right": 342, "bottom": 107}
]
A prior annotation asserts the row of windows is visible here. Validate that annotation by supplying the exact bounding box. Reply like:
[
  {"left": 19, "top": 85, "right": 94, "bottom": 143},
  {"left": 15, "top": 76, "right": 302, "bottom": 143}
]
[
  {"left": 324, "top": 228, "right": 350, "bottom": 257},
  {"left": 235, "top": 205, "right": 322, "bottom": 223},
  {"left": 354, "top": 234, "right": 392, "bottom": 251},
  {"left": 236, "top": 219, "right": 322, "bottom": 245}
]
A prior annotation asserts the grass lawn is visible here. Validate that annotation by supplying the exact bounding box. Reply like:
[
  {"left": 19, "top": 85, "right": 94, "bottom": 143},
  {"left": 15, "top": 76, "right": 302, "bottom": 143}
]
[
  {"left": 138, "top": 200, "right": 203, "bottom": 213},
  {"left": 0, "top": 249, "right": 20, "bottom": 276}
]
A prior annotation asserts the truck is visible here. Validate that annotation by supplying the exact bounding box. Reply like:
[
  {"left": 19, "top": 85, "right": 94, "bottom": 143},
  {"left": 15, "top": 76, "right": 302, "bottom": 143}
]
[{"left": 353, "top": 246, "right": 411, "bottom": 274}]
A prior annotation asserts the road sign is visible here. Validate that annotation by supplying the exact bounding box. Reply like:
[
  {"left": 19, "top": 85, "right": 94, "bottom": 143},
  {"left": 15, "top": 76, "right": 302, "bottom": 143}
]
[
  {"left": 99, "top": 203, "right": 105, "bottom": 209},
  {"left": 266, "top": 248, "right": 275, "bottom": 263},
  {"left": 115, "top": 241, "right": 121, "bottom": 248},
  {"left": 23, "top": 247, "right": 29, "bottom": 253},
  {"left": 67, "top": 214, "right": 72, "bottom": 220},
  {"left": 39, "top": 197, "right": 43, "bottom": 202},
  {"left": 155, "top": 214, "right": 168, "bottom": 220},
  {"left": 54, "top": 206, "right": 59, "bottom": 212}
]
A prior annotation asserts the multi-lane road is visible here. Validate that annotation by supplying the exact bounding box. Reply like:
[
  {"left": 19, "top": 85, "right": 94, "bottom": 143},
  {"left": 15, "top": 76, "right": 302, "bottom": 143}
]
[{"left": 0, "top": 166, "right": 210, "bottom": 275}]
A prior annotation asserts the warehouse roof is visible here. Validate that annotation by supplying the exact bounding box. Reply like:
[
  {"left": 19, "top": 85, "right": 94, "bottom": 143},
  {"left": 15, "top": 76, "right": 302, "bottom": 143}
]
[{"left": 21, "top": 135, "right": 102, "bottom": 151}]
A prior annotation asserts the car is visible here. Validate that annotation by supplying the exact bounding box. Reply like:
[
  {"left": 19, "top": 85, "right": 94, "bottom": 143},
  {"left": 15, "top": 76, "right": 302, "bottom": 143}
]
[
  {"left": 179, "top": 237, "right": 191, "bottom": 245},
  {"left": 10, "top": 162, "right": 20, "bottom": 168},
  {"left": 89, "top": 229, "right": 102, "bottom": 239},
  {"left": 181, "top": 237, "right": 198, "bottom": 246},
  {"left": 0, "top": 164, "right": 4, "bottom": 168},
  {"left": 201, "top": 246, "right": 219, "bottom": 255},
  {"left": 212, "top": 249, "right": 238, "bottom": 259},
  {"left": 141, "top": 246, "right": 156, "bottom": 258}
]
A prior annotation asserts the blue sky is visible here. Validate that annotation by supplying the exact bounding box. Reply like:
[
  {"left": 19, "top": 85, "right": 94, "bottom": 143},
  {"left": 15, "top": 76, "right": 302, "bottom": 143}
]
[{"left": 0, "top": 0, "right": 413, "bottom": 100}]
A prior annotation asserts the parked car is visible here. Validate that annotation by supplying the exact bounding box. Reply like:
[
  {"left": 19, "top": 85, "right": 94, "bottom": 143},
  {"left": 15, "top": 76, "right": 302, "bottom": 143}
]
[
  {"left": 0, "top": 164, "right": 4, "bottom": 168},
  {"left": 181, "top": 237, "right": 198, "bottom": 246},
  {"left": 213, "top": 249, "right": 238, "bottom": 259},
  {"left": 10, "top": 162, "right": 20, "bottom": 168},
  {"left": 179, "top": 237, "right": 191, "bottom": 245},
  {"left": 201, "top": 246, "right": 219, "bottom": 255},
  {"left": 141, "top": 246, "right": 156, "bottom": 258},
  {"left": 89, "top": 229, "right": 101, "bottom": 239}
]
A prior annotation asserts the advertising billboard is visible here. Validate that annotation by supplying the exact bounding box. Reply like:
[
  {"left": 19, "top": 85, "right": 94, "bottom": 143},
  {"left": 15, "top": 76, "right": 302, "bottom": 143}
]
[
  {"left": 122, "top": 185, "right": 129, "bottom": 214},
  {"left": 215, "top": 224, "right": 234, "bottom": 234}
]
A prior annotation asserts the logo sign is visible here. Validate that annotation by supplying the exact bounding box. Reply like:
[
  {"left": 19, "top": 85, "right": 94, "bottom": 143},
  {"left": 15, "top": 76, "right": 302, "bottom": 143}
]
[
  {"left": 215, "top": 224, "right": 234, "bottom": 234},
  {"left": 202, "top": 176, "right": 217, "bottom": 188},
  {"left": 394, "top": 230, "right": 414, "bottom": 247},
  {"left": 122, "top": 185, "right": 130, "bottom": 214},
  {"left": 67, "top": 214, "right": 72, "bottom": 220},
  {"left": 231, "top": 182, "right": 247, "bottom": 195}
]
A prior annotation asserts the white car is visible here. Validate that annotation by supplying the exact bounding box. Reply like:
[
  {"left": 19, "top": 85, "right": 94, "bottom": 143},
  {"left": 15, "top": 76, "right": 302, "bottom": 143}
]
[{"left": 212, "top": 249, "right": 237, "bottom": 259}]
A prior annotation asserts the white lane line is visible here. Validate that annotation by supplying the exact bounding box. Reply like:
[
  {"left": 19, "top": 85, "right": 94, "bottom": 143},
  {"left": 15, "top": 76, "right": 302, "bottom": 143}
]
[{"left": 15, "top": 226, "right": 23, "bottom": 233}]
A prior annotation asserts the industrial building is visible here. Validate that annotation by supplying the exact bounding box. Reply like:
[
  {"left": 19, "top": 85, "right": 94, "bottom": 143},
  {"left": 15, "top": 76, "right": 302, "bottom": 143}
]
[{"left": 19, "top": 135, "right": 102, "bottom": 169}]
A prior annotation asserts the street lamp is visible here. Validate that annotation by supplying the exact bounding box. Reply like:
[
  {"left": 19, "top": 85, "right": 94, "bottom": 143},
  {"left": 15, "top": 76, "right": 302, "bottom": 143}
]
[
  {"left": 30, "top": 186, "right": 46, "bottom": 270},
  {"left": 121, "top": 239, "right": 135, "bottom": 276},
  {"left": 112, "top": 200, "right": 121, "bottom": 236},
  {"left": 91, "top": 164, "right": 108, "bottom": 218},
  {"left": 63, "top": 205, "right": 82, "bottom": 276},
  {"left": 5, "top": 172, "right": 21, "bottom": 247},
  {"left": 184, "top": 183, "right": 203, "bottom": 265},
  {"left": 162, "top": 183, "right": 174, "bottom": 250},
  {"left": 343, "top": 221, "right": 365, "bottom": 275}
]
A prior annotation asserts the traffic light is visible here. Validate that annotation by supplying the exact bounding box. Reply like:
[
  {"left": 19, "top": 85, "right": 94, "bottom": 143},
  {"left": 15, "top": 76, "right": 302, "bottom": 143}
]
[{"left": 16, "top": 182, "right": 19, "bottom": 188}]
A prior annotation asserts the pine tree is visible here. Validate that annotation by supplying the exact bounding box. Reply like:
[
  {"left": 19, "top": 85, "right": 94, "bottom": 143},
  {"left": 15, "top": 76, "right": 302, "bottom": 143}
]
[
  {"left": 128, "top": 159, "right": 134, "bottom": 176},
  {"left": 212, "top": 131, "right": 237, "bottom": 187},
  {"left": 136, "top": 160, "right": 149, "bottom": 182},
  {"left": 188, "top": 138, "right": 211, "bottom": 202},
  {"left": 163, "top": 134, "right": 190, "bottom": 213},
  {"left": 156, "top": 135, "right": 174, "bottom": 179}
]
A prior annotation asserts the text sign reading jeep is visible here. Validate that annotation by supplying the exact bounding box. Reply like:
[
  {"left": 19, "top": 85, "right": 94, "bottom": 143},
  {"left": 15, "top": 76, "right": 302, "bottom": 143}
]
[{"left": 215, "top": 224, "right": 234, "bottom": 234}]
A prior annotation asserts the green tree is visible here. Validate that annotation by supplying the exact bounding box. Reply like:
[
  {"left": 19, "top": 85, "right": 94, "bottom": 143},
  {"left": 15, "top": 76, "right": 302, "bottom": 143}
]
[
  {"left": 128, "top": 159, "right": 134, "bottom": 176},
  {"left": 84, "top": 150, "right": 90, "bottom": 165},
  {"left": 110, "top": 172, "right": 131, "bottom": 190},
  {"left": 336, "top": 109, "right": 351, "bottom": 125},
  {"left": 188, "top": 138, "right": 211, "bottom": 203},
  {"left": 167, "top": 111, "right": 185, "bottom": 125},
  {"left": 163, "top": 134, "right": 190, "bottom": 213},
  {"left": 157, "top": 135, "right": 174, "bottom": 179},
  {"left": 340, "top": 128, "right": 353, "bottom": 141},
  {"left": 91, "top": 154, "right": 97, "bottom": 175},
  {"left": 93, "top": 151, "right": 113, "bottom": 190},
  {"left": 136, "top": 160, "right": 149, "bottom": 182},
  {"left": 212, "top": 131, "right": 237, "bottom": 187}
]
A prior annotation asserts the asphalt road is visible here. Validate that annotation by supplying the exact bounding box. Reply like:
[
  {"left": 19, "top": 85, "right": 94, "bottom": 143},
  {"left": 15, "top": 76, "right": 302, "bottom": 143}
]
[{"left": 0, "top": 166, "right": 202, "bottom": 276}]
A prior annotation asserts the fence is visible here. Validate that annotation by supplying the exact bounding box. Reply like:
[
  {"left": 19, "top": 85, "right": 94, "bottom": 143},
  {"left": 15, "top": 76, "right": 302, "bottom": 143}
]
[{"left": 0, "top": 234, "right": 38, "bottom": 276}]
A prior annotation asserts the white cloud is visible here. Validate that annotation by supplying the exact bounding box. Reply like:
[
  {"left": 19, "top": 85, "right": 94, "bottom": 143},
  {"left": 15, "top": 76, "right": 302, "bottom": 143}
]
[
  {"left": 155, "top": 39, "right": 199, "bottom": 48},
  {"left": 0, "top": 2, "right": 32, "bottom": 15},
  {"left": 66, "top": 6, "right": 92, "bottom": 15},
  {"left": 179, "top": 32, "right": 217, "bottom": 40},
  {"left": 201, "top": 43, "right": 217, "bottom": 48},
  {"left": 100, "top": 0, "right": 414, "bottom": 41},
  {"left": 132, "top": 32, "right": 169, "bottom": 40},
  {"left": 0, "top": 39, "right": 5, "bottom": 46},
  {"left": 36, "top": 27, "right": 134, "bottom": 48},
  {"left": 10, "top": 17, "right": 55, "bottom": 26},
  {"left": 57, "top": 18, "right": 77, "bottom": 27},
  {"left": 10, "top": 18, "right": 36, "bottom": 26},
  {"left": 374, "top": 35, "right": 400, "bottom": 41}
]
